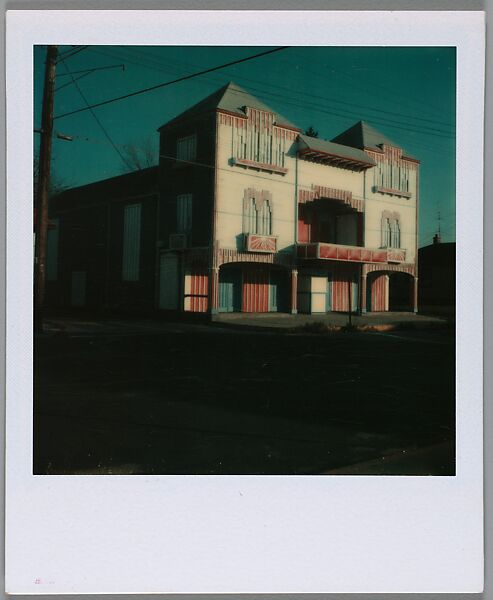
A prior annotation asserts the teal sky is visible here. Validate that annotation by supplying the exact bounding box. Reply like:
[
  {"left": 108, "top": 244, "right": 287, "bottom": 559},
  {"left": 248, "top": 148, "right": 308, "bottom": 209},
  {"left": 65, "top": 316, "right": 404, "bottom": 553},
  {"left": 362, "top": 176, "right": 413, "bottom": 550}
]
[{"left": 34, "top": 45, "right": 456, "bottom": 248}]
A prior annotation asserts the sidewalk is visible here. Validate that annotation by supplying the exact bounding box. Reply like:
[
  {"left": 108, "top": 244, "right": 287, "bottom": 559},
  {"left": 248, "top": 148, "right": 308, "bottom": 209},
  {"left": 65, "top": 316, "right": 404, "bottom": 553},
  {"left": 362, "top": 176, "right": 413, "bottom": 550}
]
[
  {"left": 39, "top": 310, "right": 451, "bottom": 337},
  {"left": 212, "top": 311, "right": 450, "bottom": 331}
]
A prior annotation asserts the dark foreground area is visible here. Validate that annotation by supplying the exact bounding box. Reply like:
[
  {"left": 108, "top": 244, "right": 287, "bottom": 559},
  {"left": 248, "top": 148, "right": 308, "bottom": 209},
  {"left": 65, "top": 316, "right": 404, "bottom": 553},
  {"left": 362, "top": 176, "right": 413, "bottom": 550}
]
[{"left": 34, "top": 318, "right": 455, "bottom": 475}]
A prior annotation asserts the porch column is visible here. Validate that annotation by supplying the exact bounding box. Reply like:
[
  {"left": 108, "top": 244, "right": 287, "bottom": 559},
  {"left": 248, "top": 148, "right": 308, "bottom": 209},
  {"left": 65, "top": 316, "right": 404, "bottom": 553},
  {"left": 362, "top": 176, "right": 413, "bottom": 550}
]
[
  {"left": 290, "top": 269, "right": 298, "bottom": 314},
  {"left": 209, "top": 267, "right": 220, "bottom": 315},
  {"left": 360, "top": 268, "right": 367, "bottom": 314},
  {"left": 412, "top": 276, "right": 419, "bottom": 313}
]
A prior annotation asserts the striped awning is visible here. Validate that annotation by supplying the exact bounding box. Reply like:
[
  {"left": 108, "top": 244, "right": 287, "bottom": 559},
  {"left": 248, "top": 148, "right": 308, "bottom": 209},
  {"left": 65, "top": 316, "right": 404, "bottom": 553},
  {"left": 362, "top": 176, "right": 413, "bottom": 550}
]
[{"left": 299, "top": 185, "right": 364, "bottom": 213}]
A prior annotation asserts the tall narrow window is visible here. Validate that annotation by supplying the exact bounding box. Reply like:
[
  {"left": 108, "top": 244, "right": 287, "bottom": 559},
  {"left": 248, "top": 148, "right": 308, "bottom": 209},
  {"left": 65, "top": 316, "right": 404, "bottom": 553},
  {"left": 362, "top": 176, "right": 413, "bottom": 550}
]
[
  {"left": 391, "top": 220, "right": 401, "bottom": 248},
  {"left": 381, "top": 217, "right": 391, "bottom": 247},
  {"left": 258, "top": 200, "right": 272, "bottom": 235},
  {"left": 122, "top": 203, "right": 141, "bottom": 281},
  {"left": 176, "top": 134, "right": 196, "bottom": 162},
  {"left": 244, "top": 197, "right": 257, "bottom": 234},
  {"left": 243, "top": 190, "right": 273, "bottom": 236},
  {"left": 177, "top": 194, "right": 193, "bottom": 232}
]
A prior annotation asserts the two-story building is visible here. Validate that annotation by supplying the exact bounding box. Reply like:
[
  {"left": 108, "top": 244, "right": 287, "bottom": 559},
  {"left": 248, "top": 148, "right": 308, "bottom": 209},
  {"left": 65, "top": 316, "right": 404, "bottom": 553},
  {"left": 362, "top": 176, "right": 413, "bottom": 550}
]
[
  {"left": 157, "top": 82, "right": 419, "bottom": 315},
  {"left": 47, "top": 82, "right": 419, "bottom": 316}
]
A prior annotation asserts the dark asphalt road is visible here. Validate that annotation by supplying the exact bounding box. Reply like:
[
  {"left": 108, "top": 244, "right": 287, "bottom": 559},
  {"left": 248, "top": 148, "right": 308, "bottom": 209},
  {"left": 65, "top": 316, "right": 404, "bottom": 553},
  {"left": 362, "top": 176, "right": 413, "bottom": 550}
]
[{"left": 33, "top": 321, "right": 455, "bottom": 475}]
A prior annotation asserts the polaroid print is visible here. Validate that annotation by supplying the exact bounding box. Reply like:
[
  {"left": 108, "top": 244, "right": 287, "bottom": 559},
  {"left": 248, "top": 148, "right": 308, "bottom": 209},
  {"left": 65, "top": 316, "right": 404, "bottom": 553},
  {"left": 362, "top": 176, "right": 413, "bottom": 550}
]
[{"left": 6, "top": 10, "right": 484, "bottom": 594}]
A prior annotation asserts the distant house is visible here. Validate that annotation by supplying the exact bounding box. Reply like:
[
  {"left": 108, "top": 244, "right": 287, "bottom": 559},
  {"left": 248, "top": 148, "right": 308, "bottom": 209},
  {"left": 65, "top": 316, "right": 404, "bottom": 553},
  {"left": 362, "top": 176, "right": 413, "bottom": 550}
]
[
  {"left": 46, "top": 82, "right": 420, "bottom": 315},
  {"left": 418, "top": 239, "right": 456, "bottom": 315}
]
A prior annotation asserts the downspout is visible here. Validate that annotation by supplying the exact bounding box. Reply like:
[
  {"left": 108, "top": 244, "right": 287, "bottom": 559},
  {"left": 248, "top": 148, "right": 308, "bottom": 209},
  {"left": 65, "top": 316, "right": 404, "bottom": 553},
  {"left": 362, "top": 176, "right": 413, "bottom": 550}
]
[{"left": 208, "top": 111, "right": 220, "bottom": 316}]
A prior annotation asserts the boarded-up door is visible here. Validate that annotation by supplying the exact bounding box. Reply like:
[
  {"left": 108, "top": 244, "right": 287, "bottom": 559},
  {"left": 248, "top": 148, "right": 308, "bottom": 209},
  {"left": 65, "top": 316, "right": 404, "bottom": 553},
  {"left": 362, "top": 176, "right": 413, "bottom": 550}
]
[
  {"left": 331, "top": 268, "right": 359, "bottom": 312},
  {"left": 219, "top": 267, "right": 242, "bottom": 312},
  {"left": 269, "top": 270, "right": 288, "bottom": 312},
  {"left": 310, "top": 276, "right": 328, "bottom": 313},
  {"left": 159, "top": 253, "right": 179, "bottom": 310},
  {"left": 243, "top": 268, "right": 269, "bottom": 313},
  {"left": 370, "top": 273, "right": 389, "bottom": 311}
]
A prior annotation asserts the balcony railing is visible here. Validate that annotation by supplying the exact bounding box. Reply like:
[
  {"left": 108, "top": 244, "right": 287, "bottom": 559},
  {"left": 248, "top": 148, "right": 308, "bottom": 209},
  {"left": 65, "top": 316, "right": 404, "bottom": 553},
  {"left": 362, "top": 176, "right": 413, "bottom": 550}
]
[{"left": 297, "top": 242, "right": 406, "bottom": 264}]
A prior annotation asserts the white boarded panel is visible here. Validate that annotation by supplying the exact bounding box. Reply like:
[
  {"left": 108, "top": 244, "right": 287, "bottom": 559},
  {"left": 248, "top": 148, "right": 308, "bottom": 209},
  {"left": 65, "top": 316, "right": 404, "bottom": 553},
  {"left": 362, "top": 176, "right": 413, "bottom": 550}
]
[{"left": 311, "top": 276, "right": 327, "bottom": 293}]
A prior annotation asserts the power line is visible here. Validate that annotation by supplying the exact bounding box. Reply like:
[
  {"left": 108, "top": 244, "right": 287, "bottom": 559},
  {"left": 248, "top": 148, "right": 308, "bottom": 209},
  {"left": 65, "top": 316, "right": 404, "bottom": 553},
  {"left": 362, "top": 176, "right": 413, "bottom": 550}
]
[
  {"left": 57, "top": 45, "right": 89, "bottom": 62},
  {"left": 92, "top": 46, "right": 454, "bottom": 139},
  {"left": 54, "top": 46, "right": 289, "bottom": 120},
  {"left": 123, "top": 45, "right": 455, "bottom": 131},
  {"left": 82, "top": 47, "right": 455, "bottom": 157},
  {"left": 288, "top": 48, "right": 450, "bottom": 120},
  {"left": 59, "top": 59, "right": 133, "bottom": 171},
  {"left": 55, "top": 71, "right": 92, "bottom": 93},
  {"left": 52, "top": 127, "right": 422, "bottom": 214},
  {"left": 57, "top": 64, "right": 125, "bottom": 77}
]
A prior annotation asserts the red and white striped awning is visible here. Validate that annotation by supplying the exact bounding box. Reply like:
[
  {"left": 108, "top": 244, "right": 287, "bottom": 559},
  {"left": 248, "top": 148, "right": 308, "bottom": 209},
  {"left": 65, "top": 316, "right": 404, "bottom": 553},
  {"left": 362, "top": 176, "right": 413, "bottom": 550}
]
[{"left": 299, "top": 185, "right": 364, "bottom": 213}]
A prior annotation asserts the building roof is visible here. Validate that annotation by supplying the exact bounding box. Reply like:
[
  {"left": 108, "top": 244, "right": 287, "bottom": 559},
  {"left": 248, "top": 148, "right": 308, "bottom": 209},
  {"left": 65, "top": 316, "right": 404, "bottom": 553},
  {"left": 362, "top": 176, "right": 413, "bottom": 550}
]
[
  {"left": 331, "top": 120, "right": 417, "bottom": 160},
  {"left": 51, "top": 166, "right": 158, "bottom": 211},
  {"left": 158, "top": 82, "right": 300, "bottom": 131},
  {"left": 298, "top": 133, "right": 376, "bottom": 168}
]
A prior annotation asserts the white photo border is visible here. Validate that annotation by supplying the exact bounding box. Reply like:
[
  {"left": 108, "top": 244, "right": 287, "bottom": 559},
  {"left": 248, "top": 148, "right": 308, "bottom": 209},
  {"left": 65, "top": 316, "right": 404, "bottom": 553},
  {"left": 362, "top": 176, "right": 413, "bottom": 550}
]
[{"left": 5, "top": 10, "right": 484, "bottom": 594}]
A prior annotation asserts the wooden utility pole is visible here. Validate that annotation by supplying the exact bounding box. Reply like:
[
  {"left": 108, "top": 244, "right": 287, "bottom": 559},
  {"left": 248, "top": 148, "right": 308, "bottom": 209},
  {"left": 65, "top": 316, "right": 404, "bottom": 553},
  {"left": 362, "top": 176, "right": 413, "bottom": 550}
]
[{"left": 34, "top": 45, "right": 58, "bottom": 333}]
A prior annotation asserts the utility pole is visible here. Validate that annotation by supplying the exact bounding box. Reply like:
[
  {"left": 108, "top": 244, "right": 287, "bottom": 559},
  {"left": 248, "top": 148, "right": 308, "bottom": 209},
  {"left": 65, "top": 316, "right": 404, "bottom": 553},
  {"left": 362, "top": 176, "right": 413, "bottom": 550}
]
[{"left": 34, "top": 45, "right": 58, "bottom": 333}]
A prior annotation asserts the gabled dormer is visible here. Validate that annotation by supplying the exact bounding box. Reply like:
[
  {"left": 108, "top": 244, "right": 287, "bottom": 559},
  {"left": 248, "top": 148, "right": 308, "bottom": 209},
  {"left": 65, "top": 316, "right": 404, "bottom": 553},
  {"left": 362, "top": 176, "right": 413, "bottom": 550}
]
[{"left": 332, "top": 121, "right": 420, "bottom": 198}]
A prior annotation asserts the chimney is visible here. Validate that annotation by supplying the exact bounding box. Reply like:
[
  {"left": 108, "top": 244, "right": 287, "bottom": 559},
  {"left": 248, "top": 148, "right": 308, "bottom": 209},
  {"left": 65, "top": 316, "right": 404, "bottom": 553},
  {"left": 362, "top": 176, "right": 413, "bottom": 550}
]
[{"left": 433, "top": 233, "right": 442, "bottom": 245}]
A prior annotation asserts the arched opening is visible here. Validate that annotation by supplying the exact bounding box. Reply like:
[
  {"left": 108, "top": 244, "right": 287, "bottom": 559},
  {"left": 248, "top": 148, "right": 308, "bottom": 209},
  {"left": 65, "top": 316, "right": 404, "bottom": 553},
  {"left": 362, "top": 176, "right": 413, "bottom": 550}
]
[
  {"left": 367, "top": 272, "right": 389, "bottom": 312},
  {"left": 389, "top": 272, "right": 413, "bottom": 312}
]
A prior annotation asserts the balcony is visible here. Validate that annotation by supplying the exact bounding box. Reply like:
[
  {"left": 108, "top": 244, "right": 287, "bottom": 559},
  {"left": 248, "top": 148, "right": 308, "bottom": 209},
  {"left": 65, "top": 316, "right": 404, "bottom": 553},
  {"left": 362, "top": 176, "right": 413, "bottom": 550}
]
[{"left": 297, "top": 242, "right": 406, "bottom": 264}]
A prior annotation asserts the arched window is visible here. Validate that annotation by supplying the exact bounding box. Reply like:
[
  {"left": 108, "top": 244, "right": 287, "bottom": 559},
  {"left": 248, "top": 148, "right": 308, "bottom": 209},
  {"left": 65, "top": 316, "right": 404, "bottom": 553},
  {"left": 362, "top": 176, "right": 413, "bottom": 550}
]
[
  {"left": 258, "top": 200, "right": 272, "bottom": 235},
  {"left": 245, "top": 197, "right": 257, "bottom": 234},
  {"left": 382, "top": 212, "right": 401, "bottom": 248},
  {"left": 243, "top": 190, "right": 273, "bottom": 236},
  {"left": 385, "top": 218, "right": 392, "bottom": 247},
  {"left": 391, "top": 220, "right": 401, "bottom": 248}
]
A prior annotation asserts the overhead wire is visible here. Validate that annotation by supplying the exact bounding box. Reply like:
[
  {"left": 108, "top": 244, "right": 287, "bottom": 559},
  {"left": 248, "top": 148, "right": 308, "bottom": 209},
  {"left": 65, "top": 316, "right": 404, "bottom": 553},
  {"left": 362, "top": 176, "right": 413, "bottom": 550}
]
[
  {"left": 59, "top": 58, "right": 134, "bottom": 171},
  {"left": 54, "top": 46, "right": 289, "bottom": 120},
  {"left": 288, "top": 48, "right": 450, "bottom": 119},
  {"left": 56, "top": 45, "right": 90, "bottom": 62},
  {"left": 53, "top": 128, "right": 454, "bottom": 237},
  {"left": 124, "top": 45, "right": 455, "bottom": 131},
  {"left": 90, "top": 45, "right": 455, "bottom": 141}
]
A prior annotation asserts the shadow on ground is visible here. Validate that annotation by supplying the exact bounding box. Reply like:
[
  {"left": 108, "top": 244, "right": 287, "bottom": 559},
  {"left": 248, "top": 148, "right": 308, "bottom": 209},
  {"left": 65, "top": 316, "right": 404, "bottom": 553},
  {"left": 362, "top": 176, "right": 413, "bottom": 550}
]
[{"left": 34, "top": 318, "right": 455, "bottom": 475}]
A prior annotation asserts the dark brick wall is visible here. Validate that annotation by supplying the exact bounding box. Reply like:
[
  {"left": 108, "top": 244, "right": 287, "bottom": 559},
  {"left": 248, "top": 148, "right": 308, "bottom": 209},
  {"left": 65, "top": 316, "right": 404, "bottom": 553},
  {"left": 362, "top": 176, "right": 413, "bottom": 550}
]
[
  {"left": 158, "top": 112, "right": 216, "bottom": 250},
  {"left": 45, "top": 168, "right": 159, "bottom": 314}
]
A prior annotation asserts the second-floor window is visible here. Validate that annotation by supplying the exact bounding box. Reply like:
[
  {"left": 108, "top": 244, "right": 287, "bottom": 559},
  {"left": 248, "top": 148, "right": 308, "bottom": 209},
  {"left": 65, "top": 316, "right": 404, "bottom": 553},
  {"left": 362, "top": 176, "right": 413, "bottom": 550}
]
[
  {"left": 381, "top": 213, "right": 401, "bottom": 248},
  {"left": 391, "top": 220, "right": 401, "bottom": 248},
  {"left": 177, "top": 194, "right": 192, "bottom": 232},
  {"left": 176, "top": 134, "right": 196, "bottom": 162},
  {"left": 244, "top": 197, "right": 272, "bottom": 236},
  {"left": 375, "top": 161, "right": 410, "bottom": 193}
]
